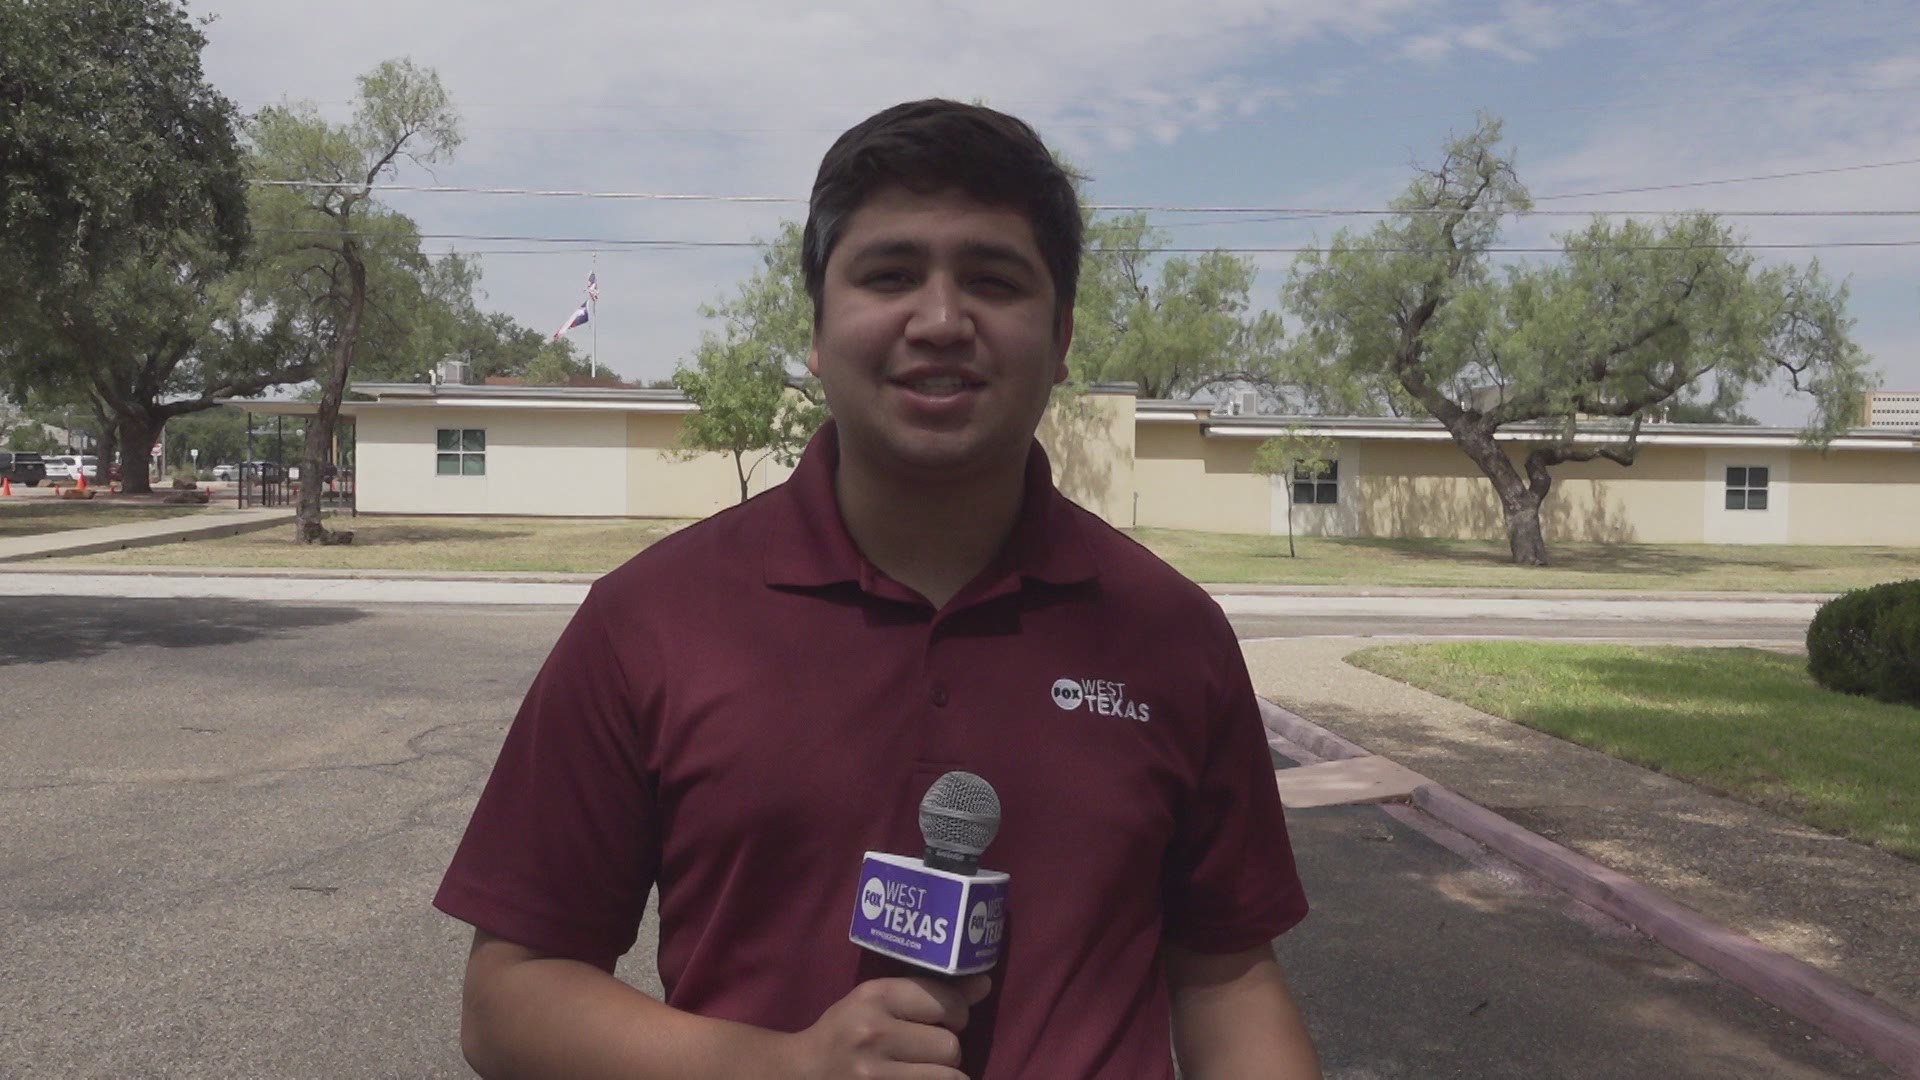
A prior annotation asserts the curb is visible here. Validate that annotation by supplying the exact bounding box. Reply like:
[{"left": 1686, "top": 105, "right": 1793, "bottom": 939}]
[
  {"left": 1259, "top": 699, "right": 1920, "bottom": 1079},
  {"left": 1214, "top": 584, "right": 1838, "bottom": 604}
]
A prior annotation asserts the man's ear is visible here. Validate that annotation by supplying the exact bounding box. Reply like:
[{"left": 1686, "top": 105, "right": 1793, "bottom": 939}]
[
  {"left": 1052, "top": 309, "right": 1074, "bottom": 385},
  {"left": 806, "top": 331, "right": 822, "bottom": 378}
]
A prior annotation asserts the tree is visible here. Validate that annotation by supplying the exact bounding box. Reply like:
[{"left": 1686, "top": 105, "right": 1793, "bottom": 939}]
[
  {"left": 671, "top": 223, "right": 825, "bottom": 502},
  {"left": 1069, "top": 212, "right": 1288, "bottom": 399},
  {"left": 1252, "top": 428, "right": 1337, "bottom": 558},
  {"left": 0, "top": 0, "right": 247, "bottom": 293},
  {"left": 6, "top": 231, "right": 316, "bottom": 492},
  {"left": 0, "top": 0, "right": 296, "bottom": 493},
  {"left": 1284, "top": 115, "right": 1874, "bottom": 565},
  {"left": 248, "top": 58, "right": 460, "bottom": 542}
]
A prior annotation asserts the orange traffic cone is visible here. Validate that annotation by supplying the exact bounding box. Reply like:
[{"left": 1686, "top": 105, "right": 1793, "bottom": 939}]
[
  {"left": 1, "top": 476, "right": 11, "bottom": 497},
  {"left": 75, "top": 469, "right": 88, "bottom": 493}
]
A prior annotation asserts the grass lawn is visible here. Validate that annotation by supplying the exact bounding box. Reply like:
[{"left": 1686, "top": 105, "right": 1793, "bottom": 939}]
[
  {"left": 66, "top": 515, "right": 694, "bottom": 573},
  {"left": 1140, "top": 530, "right": 1920, "bottom": 593},
  {"left": 1347, "top": 641, "right": 1920, "bottom": 860},
  {"left": 0, "top": 500, "right": 204, "bottom": 540},
  {"left": 64, "top": 518, "right": 1920, "bottom": 590}
]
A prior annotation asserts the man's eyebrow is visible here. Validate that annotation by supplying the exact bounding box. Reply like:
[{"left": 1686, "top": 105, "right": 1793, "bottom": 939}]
[{"left": 844, "top": 239, "right": 1040, "bottom": 273}]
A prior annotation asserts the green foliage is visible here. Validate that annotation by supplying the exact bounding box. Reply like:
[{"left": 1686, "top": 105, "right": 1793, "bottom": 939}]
[
  {"left": 1070, "top": 212, "right": 1289, "bottom": 400},
  {"left": 5, "top": 423, "right": 58, "bottom": 453},
  {"left": 1251, "top": 428, "right": 1337, "bottom": 483},
  {"left": 1806, "top": 579, "right": 1920, "bottom": 706},
  {"left": 166, "top": 407, "right": 249, "bottom": 465},
  {"left": 0, "top": 0, "right": 248, "bottom": 292},
  {"left": 244, "top": 58, "right": 460, "bottom": 540},
  {"left": 1251, "top": 427, "right": 1338, "bottom": 557},
  {"left": 672, "top": 223, "right": 825, "bottom": 501},
  {"left": 1283, "top": 114, "right": 1877, "bottom": 564},
  {"left": 0, "top": 0, "right": 310, "bottom": 493}
]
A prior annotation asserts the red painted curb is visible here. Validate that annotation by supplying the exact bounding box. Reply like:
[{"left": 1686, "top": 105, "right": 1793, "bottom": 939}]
[{"left": 1410, "top": 784, "right": 1920, "bottom": 1078}]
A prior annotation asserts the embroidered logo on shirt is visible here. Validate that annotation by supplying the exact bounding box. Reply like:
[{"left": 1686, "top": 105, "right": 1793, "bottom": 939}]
[{"left": 1050, "top": 677, "right": 1151, "bottom": 722}]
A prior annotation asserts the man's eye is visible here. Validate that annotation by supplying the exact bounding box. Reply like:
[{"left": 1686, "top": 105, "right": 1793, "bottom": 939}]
[
  {"left": 972, "top": 276, "right": 1020, "bottom": 295},
  {"left": 863, "top": 270, "right": 913, "bottom": 288}
]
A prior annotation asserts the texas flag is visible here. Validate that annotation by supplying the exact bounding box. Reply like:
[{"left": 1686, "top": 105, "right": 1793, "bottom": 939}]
[{"left": 554, "top": 300, "right": 589, "bottom": 340}]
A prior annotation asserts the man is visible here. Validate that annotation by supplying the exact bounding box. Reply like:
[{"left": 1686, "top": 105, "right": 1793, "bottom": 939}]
[{"left": 438, "top": 99, "right": 1320, "bottom": 1078}]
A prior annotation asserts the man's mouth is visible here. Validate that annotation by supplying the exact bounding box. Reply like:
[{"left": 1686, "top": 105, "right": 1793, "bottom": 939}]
[{"left": 894, "top": 375, "right": 982, "bottom": 396}]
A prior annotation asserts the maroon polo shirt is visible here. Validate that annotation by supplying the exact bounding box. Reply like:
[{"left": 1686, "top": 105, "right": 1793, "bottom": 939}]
[{"left": 435, "top": 423, "right": 1308, "bottom": 1077}]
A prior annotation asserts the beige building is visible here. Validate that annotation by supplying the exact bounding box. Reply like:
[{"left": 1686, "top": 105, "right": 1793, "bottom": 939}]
[{"left": 253, "top": 381, "right": 1920, "bottom": 546}]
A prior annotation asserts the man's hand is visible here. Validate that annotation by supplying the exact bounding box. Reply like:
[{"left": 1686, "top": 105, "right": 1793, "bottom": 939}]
[{"left": 790, "top": 975, "right": 991, "bottom": 1079}]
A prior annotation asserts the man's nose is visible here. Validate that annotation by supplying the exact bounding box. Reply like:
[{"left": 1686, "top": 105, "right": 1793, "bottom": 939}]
[{"left": 904, "top": 275, "right": 974, "bottom": 347}]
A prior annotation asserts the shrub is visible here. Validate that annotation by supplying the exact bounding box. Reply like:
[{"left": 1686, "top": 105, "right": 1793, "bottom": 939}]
[{"left": 1807, "top": 579, "right": 1920, "bottom": 706}]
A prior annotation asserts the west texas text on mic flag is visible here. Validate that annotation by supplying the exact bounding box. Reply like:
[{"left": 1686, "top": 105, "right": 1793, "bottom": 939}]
[{"left": 553, "top": 301, "right": 589, "bottom": 340}]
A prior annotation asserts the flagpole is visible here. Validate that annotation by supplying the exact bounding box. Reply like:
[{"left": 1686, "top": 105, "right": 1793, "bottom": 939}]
[{"left": 590, "top": 251, "right": 599, "bottom": 379}]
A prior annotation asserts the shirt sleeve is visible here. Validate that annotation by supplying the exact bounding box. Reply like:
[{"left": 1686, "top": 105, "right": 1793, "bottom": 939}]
[
  {"left": 433, "top": 588, "right": 659, "bottom": 972},
  {"left": 1159, "top": 602, "right": 1309, "bottom": 953}
]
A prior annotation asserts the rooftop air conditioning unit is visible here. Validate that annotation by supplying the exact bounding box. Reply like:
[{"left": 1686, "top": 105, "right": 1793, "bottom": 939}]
[{"left": 434, "top": 358, "right": 472, "bottom": 386}]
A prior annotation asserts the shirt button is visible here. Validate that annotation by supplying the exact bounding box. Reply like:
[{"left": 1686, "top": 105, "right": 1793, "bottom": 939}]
[{"left": 930, "top": 683, "right": 950, "bottom": 708}]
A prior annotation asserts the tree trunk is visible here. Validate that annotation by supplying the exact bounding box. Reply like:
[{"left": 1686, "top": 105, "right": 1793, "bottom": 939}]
[
  {"left": 1502, "top": 496, "right": 1550, "bottom": 566},
  {"left": 734, "top": 452, "right": 749, "bottom": 504},
  {"left": 296, "top": 254, "right": 367, "bottom": 543},
  {"left": 1440, "top": 421, "right": 1552, "bottom": 566},
  {"left": 119, "top": 414, "right": 156, "bottom": 494},
  {"left": 95, "top": 414, "right": 120, "bottom": 493},
  {"left": 1285, "top": 490, "right": 1297, "bottom": 558}
]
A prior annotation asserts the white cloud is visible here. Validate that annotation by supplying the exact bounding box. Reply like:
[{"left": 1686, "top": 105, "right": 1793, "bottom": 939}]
[
  {"left": 1399, "top": 0, "right": 1578, "bottom": 63},
  {"left": 189, "top": 0, "right": 1920, "bottom": 424}
]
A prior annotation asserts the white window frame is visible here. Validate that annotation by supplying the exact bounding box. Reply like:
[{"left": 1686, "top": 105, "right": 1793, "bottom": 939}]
[
  {"left": 436, "top": 428, "right": 486, "bottom": 477},
  {"left": 1725, "top": 465, "right": 1769, "bottom": 511},
  {"left": 1291, "top": 460, "right": 1339, "bottom": 506}
]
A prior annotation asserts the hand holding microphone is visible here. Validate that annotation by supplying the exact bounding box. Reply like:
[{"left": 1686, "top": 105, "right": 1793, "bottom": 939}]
[{"left": 792, "top": 772, "right": 1009, "bottom": 1078}]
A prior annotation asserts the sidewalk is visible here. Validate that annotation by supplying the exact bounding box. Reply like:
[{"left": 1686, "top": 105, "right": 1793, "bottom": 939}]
[
  {"left": 0, "top": 507, "right": 292, "bottom": 563},
  {"left": 1247, "top": 636, "right": 1920, "bottom": 1076}
]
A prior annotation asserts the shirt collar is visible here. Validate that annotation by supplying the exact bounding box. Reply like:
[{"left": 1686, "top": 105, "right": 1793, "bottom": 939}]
[{"left": 762, "top": 421, "right": 1099, "bottom": 599}]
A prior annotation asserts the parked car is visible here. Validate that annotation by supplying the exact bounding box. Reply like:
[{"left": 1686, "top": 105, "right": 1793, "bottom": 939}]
[
  {"left": 211, "top": 463, "right": 238, "bottom": 481},
  {"left": 55, "top": 455, "right": 99, "bottom": 479},
  {"left": 239, "top": 460, "right": 284, "bottom": 481},
  {"left": 44, "top": 456, "right": 72, "bottom": 480},
  {"left": 0, "top": 451, "right": 48, "bottom": 487}
]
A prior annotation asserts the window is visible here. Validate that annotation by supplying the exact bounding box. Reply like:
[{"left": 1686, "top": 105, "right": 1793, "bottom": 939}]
[
  {"left": 1725, "top": 465, "right": 1768, "bottom": 510},
  {"left": 437, "top": 428, "right": 486, "bottom": 476},
  {"left": 1292, "top": 460, "right": 1339, "bottom": 506}
]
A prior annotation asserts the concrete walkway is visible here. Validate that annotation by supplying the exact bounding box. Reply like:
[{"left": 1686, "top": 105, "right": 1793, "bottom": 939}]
[
  {"left": 0, "top": 508, "right": 292, "bottom": 563},
  {"left": 1246, "top": 636, "right": 1920, "bottom": 1076}
]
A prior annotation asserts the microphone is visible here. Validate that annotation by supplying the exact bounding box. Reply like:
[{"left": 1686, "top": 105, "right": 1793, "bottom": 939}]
[{"left": 849, "top": 771, "right": 1010, "bottom": 976}]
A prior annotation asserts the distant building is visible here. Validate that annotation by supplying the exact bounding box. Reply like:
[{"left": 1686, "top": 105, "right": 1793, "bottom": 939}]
[
  {"left": 1864, "top": 391, "right": 1920, "bottom": 430},
  {"left": 233, "top": 383, "right": 1920, "bottom": 546}
]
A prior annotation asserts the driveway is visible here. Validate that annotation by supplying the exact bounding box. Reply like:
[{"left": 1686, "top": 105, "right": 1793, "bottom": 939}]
[{"left": 0, "top": 595, "right": 1883, "bottom": 1077}]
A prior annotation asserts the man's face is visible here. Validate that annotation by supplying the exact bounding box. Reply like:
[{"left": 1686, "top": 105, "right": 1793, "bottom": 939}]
[{"left": 807, "top": 186, "right": 1072, "bottom": 485}]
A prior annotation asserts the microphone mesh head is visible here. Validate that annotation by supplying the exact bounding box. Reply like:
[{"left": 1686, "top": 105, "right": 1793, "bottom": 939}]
[{"left": 919, "top": 771, "right": 1002, "bottom": 861}]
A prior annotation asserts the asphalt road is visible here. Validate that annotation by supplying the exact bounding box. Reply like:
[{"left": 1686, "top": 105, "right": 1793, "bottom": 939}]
[{"left": 0, "top": 596, "right": 1875, "bottom": 1077}]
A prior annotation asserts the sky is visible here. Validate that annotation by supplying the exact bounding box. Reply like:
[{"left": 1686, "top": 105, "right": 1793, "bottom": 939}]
[{"left": 198, "top": 0, "right": 1920, "bottom": 426}]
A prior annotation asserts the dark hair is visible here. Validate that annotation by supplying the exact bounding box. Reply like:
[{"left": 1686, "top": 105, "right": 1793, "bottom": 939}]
[{"left": 802, "top": 99, "right": 1083, "bottom": 326}]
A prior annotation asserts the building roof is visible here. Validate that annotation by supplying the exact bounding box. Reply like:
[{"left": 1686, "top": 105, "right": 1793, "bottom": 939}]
[
  {"left": 1135, "top": 400, "right": 1919, "bottom": 451},
  {"left": 226, "top": 383, "right": 1916, "bottom": 452}
]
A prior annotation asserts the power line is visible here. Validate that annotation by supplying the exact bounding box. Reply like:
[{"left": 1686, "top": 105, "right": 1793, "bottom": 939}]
[
  {"left": 248, "top": 178, "right": 1920, "bottom": 217},
  {"left": 1532, "top": 157, "right": 1920, "bottom": 201},
  {"left": 255, "top": 227, "right": 1920, "bottom": 255}
]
